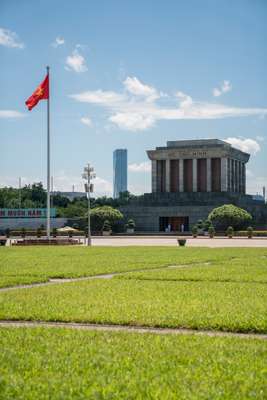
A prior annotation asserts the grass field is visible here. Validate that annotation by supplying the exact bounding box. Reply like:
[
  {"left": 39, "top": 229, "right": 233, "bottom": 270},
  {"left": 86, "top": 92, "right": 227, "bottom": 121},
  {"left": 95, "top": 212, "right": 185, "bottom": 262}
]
[
  {"left": 0, "top": 246, "right": 266, "bottom": 288},
  {"left": 0, "top": 246, "right": 266, "bottom": 398},
  {"left": 1, "top": 278, "right": 266, "bottom": 332},
  {"left": 118, "top": 257, "right": 267, "bottom": 283},
  {"left": 0, "top": 327, "right": 266, "bottom": 400}
]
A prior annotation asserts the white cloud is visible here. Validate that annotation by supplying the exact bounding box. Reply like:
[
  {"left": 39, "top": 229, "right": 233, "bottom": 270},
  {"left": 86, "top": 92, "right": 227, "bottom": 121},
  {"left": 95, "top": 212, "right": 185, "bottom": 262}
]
[
  {"left": 110, "top": 113, "right": 155, "bottom": 131},
  {"left": 0, "top": 27, "right": 24, "bottom": 49},
  {"left": 81, "top": 117, "right": 92, "bottom": 127},
  {"left": 71, "top": 90, "right": 125, "bottom": 104},
  {"left": 65, "top": 49, "right": 88, "bottom": 73},
  {"left": 128, "top": 161, "right": 151, "bottom": 172},
  {"left": 213, "top": 80, "right": 232, "bottom": 97},
  {"left": 0, "top": 110, "right": 25, "bottom": 118},
  {"left": 52, "top": 36, "right": 65, "bottom": 48},
  {"left": 225, "top": 137, "right": 261, "bottom": 155},
  {"left": 123, "top": 76, "right": 159, "bottom": 102},
  {"left": 256, "top": 135, "right": 265, "bottom": 142},
  {"left": 175, "top": 91, "right": 193, "bottom": 108},
  {"left": 70, "top": 77, "right": 267, "bottom": 131}
]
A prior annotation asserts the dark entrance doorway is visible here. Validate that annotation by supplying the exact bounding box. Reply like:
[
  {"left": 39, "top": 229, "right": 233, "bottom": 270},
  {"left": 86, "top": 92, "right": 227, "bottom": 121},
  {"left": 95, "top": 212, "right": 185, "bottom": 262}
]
[{"left": 159, "top": 216, "right": 189, "bottom": 232}]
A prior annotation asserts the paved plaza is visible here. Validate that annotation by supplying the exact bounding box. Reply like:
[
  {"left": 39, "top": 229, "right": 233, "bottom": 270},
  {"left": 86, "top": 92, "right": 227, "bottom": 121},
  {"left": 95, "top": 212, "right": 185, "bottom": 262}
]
[{"left": 91, "top": 236, "right": 267, "bottom": 247}]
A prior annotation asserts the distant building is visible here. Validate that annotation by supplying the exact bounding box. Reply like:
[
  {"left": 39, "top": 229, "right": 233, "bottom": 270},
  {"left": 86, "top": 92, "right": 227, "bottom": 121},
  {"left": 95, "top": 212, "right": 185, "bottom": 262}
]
[
  {"left": 120, "top": 139, "right": 267, "bottom": 231},
  {"left": 113, "top": 149, "right": 127, "bottom": 198},
  {"left": 53, "top": 191, "right": 86, "bottom": 201}
]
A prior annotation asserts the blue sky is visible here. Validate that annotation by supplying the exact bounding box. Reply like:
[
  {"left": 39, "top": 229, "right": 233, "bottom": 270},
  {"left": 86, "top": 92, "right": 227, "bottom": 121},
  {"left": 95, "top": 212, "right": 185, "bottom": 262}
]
[{"left": 1, "top": 0, "right": 267, "bottom": 195}]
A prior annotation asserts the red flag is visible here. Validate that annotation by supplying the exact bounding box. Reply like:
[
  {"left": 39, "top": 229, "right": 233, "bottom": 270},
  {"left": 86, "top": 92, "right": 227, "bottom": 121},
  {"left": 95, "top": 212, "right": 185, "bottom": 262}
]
[{"left": 25, "top": 74, "right": 49, "bottom": 111}]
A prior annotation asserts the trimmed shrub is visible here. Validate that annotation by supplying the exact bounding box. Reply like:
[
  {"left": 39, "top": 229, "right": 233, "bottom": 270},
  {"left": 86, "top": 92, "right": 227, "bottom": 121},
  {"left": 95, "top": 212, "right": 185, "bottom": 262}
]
[
  {"left": 126, "top": 219, "right": 135, "bottom": 230},
  {"left": 91, "top": 206, "right": 123, "bottom": 231},
  {"left": 191, "top": 225, "right": 198, "bottom": 238},
  {"left": 208, "top": 204, "right": 252, "bottom": 230},
  {"left": 208, "top": 226, "right": 215, "bottom": 238},
  {"left": 36, "top": 227, "right": 42, "bottom": 238},
  {"left": 102, "top": 220, "right": 111, "bottom": 232},
  {"left": 247, "top": 226, "right": 253, "bottom": 238},
  {"left": 226, "top": 226, "right": 234, "bottom": 238}
]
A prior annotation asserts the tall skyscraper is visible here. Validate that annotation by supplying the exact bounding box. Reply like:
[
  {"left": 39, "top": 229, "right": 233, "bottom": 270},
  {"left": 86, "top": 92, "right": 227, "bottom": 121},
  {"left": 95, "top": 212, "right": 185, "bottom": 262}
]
[{"left": 113, "top": 149, "right": 127, "bottom": 198}]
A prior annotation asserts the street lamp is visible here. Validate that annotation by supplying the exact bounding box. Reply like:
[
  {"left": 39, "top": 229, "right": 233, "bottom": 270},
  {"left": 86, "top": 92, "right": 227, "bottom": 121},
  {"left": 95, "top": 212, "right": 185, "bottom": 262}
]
[{"left": 82, "top": 163, "right": 96, "bottom": 246}]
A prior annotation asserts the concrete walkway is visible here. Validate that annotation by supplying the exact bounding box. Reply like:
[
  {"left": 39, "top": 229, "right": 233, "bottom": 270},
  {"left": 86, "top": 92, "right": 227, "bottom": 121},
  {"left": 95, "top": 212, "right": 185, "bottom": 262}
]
[
  {"left": 0, "top": 320, "right": 266, "bottom": 340},
  {"left": 90, "top": 237, "right": 267, "bottom": 247},
  {"left": 0, "top": 264, "right": 194, "bottom": 292}
]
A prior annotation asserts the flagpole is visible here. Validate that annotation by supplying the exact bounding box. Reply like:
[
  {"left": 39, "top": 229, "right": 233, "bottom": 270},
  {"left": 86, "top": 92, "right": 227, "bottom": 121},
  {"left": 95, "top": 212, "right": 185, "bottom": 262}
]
[{"left": 46, "top": 66, "right": 51, "bottom": 239}]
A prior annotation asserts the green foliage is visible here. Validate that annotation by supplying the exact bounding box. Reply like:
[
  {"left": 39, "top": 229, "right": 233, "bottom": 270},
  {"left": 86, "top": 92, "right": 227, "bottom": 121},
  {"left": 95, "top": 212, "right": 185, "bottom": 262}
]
[
  {"left": 0, "top": 247, "right": 259, "bottom": 288},
  {"left": 208, "top": 204, "right": 253, "bottom": 230},
  {"left": 208, "top": 225, "right": 215, "bottom": 237},
  {"left": 52, "top": 228, "right": 57, "bottom": 238},
  {"left": 197, "top": 219, "right": 204, "bottom": 229},
  {"left": 191, "top": 225, "right": 198, "bottom": 236},
  {"left": 1, "top": 268, "right": 266, "bottom": 333},
  {"left": 126, "top": 219, "right": 135, "bottom": 229},
  {"left": 91, "top": 206, "right": 123, "bottom": 231},
  {"left": 0, "top": 182, "right": 46, "bottom": 208},
  {"left": 121, "top": 257, "right": 267, "bottom": 284},
  {"left": 58, "top": 204, "right": 87, "bottom": 218},
  {"left": 36, "top": 227, "right": 42, "bottom": 238},
  {"left": 21, "top": 227, "right": 26, "bottom": 238},
  {"left": 52, "top": 194, "right": 70, "bottom": 208},
  {"left": 203, "top": 219, "right": 212, "bottom": 231},
  {"left": 102, "top": 220, "right": 111, "bottom": 231},
  {"left": 226, "top": 226, "right": 234, "bottom": 237},
  {"left": 1, "top": 328, "right": 266, "bottom": 400},
  {"left": 247, "top": 226, "right": 253, "bottom": 238}
]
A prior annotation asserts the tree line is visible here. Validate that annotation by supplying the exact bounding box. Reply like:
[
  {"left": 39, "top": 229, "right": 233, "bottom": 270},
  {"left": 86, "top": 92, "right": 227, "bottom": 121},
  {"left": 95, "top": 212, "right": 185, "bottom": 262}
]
[{"left": 0, "top": 183, "right": 135, "bottom": 217}]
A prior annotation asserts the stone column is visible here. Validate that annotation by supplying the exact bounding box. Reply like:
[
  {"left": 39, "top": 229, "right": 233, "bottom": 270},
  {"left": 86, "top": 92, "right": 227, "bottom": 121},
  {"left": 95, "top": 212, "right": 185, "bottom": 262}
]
[
  {"left": 193, "top": 158, "right": 197, "bottom": 192},
  {"left": 235, "top": 160, "right": 239, "bottom": 192},
  {"left": 243, "top": 163, "right": 247, "bottom": 194},
  {"left": 236, "top": 161, "right": 240, "bottom": 193},
  {"left": 231, "top": 159, "right": 235, "bottom": 192},
  {"left": 239, "top": 162, "right": 242, "bottom": 193},
  {"left": 206, "top": 158, "right": 211, "bottom": 192},
  {"left": 228, "top": 158, "right": 232, "bottom": 191},
  {"left": 221, "top": 157, "right": 228, "bottom": 192},
  {"left": 233, "top": 160, "right": 236, "bottom": 192},
  {"left": 151, "top": 160, "right": 157, "bottom": 193},
  {"left": 165, "top": 159, "right": 170, "bottom": 192},
  {"left": 179, "top": 159, "right": 184, "bottom": 192}
]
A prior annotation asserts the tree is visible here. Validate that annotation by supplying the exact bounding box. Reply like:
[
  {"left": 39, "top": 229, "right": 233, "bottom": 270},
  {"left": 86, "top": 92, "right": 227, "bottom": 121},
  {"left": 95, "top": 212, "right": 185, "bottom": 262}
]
[
  {"left": 58, "top": 204, "right": 87, "bottom": 218},
  {"left": 208, "top": 204, "right": 252, "bottom": 230},
  {"left": 90, "top": 206, "right": 123, "bottom": 231}
]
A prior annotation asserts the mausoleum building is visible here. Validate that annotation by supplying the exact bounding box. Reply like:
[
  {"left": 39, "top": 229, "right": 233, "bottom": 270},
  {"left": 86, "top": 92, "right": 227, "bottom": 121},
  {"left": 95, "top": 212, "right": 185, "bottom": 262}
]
[
  {"left": 120, "top": 139, "right": 266, "bottom": 232},
  {"left": 147, "top": 139, "right": 249, "bottom": 195}
]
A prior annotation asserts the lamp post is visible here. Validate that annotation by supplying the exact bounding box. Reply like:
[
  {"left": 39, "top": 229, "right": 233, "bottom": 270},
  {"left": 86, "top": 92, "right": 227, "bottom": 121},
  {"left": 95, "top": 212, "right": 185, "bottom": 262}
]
[{"left": 82, "top": 163, "right": 96, "bottom": 246}]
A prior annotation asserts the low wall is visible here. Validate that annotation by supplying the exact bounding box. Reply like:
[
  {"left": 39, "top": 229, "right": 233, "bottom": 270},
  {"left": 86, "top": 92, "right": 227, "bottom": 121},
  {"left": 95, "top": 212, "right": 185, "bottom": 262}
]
[{"left": 0, "top": 218, "right": 67, "bottom": 230}]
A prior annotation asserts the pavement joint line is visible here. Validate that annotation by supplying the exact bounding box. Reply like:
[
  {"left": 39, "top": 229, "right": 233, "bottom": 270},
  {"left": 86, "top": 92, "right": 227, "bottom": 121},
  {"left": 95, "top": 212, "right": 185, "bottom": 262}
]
[
  {"left": 0, "top": 262, "right": 208, "bottom": 292},
  {"left": 0, "top": 320, "right": 266, "bottom": 340}
]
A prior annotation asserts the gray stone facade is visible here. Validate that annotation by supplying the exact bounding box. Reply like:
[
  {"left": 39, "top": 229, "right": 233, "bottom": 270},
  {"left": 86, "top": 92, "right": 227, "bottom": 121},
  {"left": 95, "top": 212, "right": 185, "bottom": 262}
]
[
  {"left": 120, "top": 139, "right": 266, "bottom": 232},
  {"left": 120, "top": 192, "right": 267, "bottom": 231},
  {"left": 147, "top": 139, "right": 249, "bottom": 194}
]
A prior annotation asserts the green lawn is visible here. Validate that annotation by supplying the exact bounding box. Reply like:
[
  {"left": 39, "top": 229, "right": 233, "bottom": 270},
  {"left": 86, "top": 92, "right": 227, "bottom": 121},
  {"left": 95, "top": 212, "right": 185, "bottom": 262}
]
[
  {"left": 118, "top": 257, "right": 267, "bottom": 283},
  {"left": 0, "top": 247, "right": 266, "bottom": 288},
  {"left": 1, "top": 278, "right": 266, "bottom": 332},
  {"left": 0, "top": 327, "right": 266, "bottom": 400}
]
